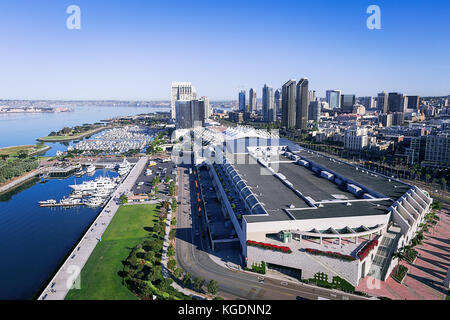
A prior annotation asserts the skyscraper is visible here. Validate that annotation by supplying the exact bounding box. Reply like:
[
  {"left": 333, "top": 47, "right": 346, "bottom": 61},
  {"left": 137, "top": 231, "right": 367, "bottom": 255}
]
[
  {"left": 326, "top": 90, "right": 341, "bottom": 110},
  {"left": 308, "top": 100, "right": 321, "bottom": 122},
  {"left": 360, "top": 96, "right": 374, "bottom": 109},
  {"left": 407, "top": 96, "right": 420, "bottom": 110},
  {"left": 341, "top": 94, "right": 356, "bottom": 113},
  {"left": 377, "top": 92, "right": 388, "bottom": 113},
  {"left": 171, "top": 82, "right": 197, "bottom": 119},
  {"left": 282, "top": 80, "right": 296, "bottom": 129},
  {"left": 274, "top": 89, "right": 282, "bottom": 115},
  {"left": 175, "top": 99, "right": 205, "bottom": 129},
  {"left": 238, "top": 90, "right": 246, "bottom": 112},
  {"left": 388, "top": 92, "right": 404, "bottom": 113},
  {"left": 249, "top": 88, "right": 257, "bottom": 113},
  {"left": 262, "top": 84, "right": 275, "bottom": 122},
  {"left": 295, "top": 78, "right": 309, "bottom": 130}
]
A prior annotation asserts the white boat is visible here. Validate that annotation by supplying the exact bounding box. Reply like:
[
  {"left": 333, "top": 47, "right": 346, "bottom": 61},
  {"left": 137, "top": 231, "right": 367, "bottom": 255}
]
[
  {"left": 69, "top": 176, "right": 117, "bottom": 191},
  {"left": 74, "top": 169, "right": 85, "bottom": 177},
  {"left": 84, "top": 197, "right": 104, "bottom": 207},
  {"left": 39, "top": 199, "right": 57, "bottom": 205},
  {"left": 116, "top": 159, "right": 132, "bottom": 176},
  {"left": 60, "top": 197, "right": 81, "bottom": 205},
  {"left": 86, "top": 164, "right": 96, "bottom": 174}
]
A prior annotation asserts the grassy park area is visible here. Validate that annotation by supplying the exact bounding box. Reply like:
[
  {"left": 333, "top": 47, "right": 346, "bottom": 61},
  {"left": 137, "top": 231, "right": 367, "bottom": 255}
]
[
  {"left": 38, "top": 127, "right": 105, "bottom": 142},
  {"left": 65, "top": 204, "right": 159, "bottom": 300},
  {"left": 0, "top": 144, "right": 48, "bottom": 158}
]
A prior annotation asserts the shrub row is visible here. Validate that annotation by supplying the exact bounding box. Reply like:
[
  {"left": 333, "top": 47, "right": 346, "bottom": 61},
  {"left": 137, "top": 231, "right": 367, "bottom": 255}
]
[
  {"left": 305, "top": 248, "right": 355, "bottom": 261},
  {"left": 247, "top": 240, "right": 292, "bottom": 253},
  {"left": 357, "top": 239, "right": 379, "bottom": 261}
]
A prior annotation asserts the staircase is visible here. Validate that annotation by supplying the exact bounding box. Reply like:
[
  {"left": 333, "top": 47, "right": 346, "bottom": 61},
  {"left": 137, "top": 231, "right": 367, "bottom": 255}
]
[{"left": 368, "top": 224, "right": 402, "bottom": 280}]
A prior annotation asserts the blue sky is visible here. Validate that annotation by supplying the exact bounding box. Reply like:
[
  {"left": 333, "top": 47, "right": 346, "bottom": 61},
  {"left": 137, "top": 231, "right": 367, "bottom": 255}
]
[{"left": 0, "top": 0, "right": 449, "bottom": 100}]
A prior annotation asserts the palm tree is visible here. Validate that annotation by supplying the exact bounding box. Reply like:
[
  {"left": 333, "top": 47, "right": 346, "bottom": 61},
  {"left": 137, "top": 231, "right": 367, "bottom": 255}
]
[
  {"left": 441, "top": 177, "right": 447, "bottom": 191},
  {"left": 392, "top": 250, "right": 406, "bottom": 264}
]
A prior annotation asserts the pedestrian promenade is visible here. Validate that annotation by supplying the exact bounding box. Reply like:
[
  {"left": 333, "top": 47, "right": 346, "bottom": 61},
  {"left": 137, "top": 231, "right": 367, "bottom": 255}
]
[
  {"left": 357, "top": 210, "right": 449, "bottom": 300},
  {"left": 38, "top": 157, "right": 148, "bottom": 300}
]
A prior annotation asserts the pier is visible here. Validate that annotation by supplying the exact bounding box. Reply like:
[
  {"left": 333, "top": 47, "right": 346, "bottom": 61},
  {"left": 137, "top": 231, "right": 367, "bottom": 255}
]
[
  {"left": 37, "top": 156, "right": 148, "bottom": 300},
  {"left": 39, "top": 203, "right": 85, "bottom": 208}
]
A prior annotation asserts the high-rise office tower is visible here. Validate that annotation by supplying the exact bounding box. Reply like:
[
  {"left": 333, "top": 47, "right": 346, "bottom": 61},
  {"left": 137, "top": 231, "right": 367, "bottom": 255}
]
[
  {"left": 238, "top": 90, "right": 246, "bottom": 112},
  {"left": 262, "top": 84, "right": 275, "bottom": 122},
  {"left": 401, "top": 95, "right": 408, "bottom": 112},
  {"left": 274, "top": 89, "right": 282, "bottom": 115},
  {"left": 295, "top": 78, "right": 309, "bottom": 130},
  {"left": 326, "top": 90, "right": 341, "bottom": 110},
  {"left": 388, "top": 92, "right": 404, "bottom": 113},
  {"left": 282, "top": 80, "right": 297, "bottom": 129},
  {"left": 308, "top": 90, "right": 316, "bottom": 103},
  {"left": 249, "top": 88, "right": 257, "bottom": 113},
  {"left": 308, "top": 100, "right": 321, "bottom": 122},
  {"left": 360, "top": 96, "right": 375, "bottom": 109},
  {"left": 191, "top": 99, "right": 205, "bottom": 127},
  {"left": 341, "top": 94, "right": 356, "bottom": 113},
  {"left": 171, "top": 82, "right": 197, "bottom": 119},
  {"left": 377, "top": 92, "right": 388, "bottom": 113},
  {"left": 407, "top": 96, "right": 420, "bottom": 110},
  {"left": 175, "top": 99, "right": 205, "bottom": 129},
  {"left": 199, "top": 96, "right": 210, "bottom": 119}
]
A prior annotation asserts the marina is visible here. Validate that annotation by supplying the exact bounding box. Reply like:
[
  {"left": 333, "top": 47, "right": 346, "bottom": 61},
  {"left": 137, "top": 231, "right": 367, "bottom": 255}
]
[
  {"left": 38, "top": 159, "right": 135, "bottom": 209},
  {"left": 71, "top": 126, "right": 154, "bottom": 155},
  {"left": 0, "top": 169, "right": 117, "bottom": 299}
]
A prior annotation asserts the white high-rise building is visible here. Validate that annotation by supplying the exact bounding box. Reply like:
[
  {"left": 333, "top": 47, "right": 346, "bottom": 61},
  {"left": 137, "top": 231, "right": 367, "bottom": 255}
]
[
  {"left": 171, "top": 82, "right": 197, "bottom": 119},
  {"left": 199, "top": 96, "right": 211, "bottom": 119}
]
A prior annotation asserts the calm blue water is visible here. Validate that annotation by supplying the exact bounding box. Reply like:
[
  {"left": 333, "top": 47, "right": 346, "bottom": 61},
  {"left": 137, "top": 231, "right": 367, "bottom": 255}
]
[
  {"left": 0, "top": 105, "right": 167, "bottom": 300},
  {"left": 0, "top": 170, "right": 119, "bottom": 300},
  {"left": 0, "top": 105, "right": 169, "bottom": 152}
]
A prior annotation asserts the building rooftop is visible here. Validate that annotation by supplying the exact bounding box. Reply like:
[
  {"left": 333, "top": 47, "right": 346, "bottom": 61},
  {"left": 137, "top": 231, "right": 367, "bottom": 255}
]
[
  {"left": 295, "top": 150, "right": 411, "bottom": 200},
  {"left": 212, "top": 137, "right": 415, "bottom": 225}
]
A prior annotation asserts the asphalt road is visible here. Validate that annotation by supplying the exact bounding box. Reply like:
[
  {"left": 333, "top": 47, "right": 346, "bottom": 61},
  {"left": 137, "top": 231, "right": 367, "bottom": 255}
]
[{"left": 174, "top": 164, "right": 368, "bottom": 301}]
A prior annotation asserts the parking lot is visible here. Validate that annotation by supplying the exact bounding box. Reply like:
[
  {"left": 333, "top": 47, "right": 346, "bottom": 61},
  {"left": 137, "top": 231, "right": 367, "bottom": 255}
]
[{"left": 131, "top": 157, "right": 177, "bottom": 197}]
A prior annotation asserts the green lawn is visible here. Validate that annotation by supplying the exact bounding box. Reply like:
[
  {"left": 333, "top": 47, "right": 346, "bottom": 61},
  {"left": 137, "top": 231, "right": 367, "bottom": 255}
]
[
  {"left": 65, "top": 204, "right": 160, "bottom": 300},
  {"left": 0, "top": 145, "right": 37, "bottom": 157}
]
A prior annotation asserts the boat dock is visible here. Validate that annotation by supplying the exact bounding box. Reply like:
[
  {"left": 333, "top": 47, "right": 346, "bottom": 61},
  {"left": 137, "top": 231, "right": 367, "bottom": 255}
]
[{"left": 39, "top": 203, "right": 86, "bottom": 207}]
